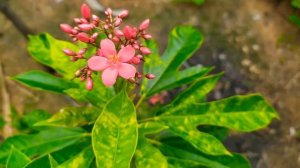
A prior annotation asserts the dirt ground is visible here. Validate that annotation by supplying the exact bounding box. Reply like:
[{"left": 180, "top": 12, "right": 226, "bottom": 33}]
[{"left": 0, "top": 0, "right": 300, "bottom": 167}]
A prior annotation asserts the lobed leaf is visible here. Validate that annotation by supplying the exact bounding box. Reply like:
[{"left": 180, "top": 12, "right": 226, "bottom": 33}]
[
  {"left": 155, "top": 94, "right": 278, "bottom": 155},
  {"left": 142, "top": 26, "right": 204, "bottom": 96},
  {"left": 92, "top": 90, "right": 137, "bottom": 168}
]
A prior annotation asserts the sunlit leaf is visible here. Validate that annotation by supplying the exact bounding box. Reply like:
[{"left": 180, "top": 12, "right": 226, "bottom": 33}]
[
  {"left": 92, "top": 90, "right": 137, "bottom": 168},
  {"left": 57, "top": 146, "right": 94, "bottom": 168},
  {"left": 135, "top": 122, "right": 168, "bottom": 168},
  {"left": 155, "top": 94, "right": 278, "bottom": 155},
  {"left": 0, "top": 127, "right": 87, "bottom": 165},
  {"left": 35, "top": 106, "right": 101, "bottom": 127}
]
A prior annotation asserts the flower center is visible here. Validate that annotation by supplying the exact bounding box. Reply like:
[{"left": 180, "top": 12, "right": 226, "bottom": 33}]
[{"left": 108, "top": 54, "right": 119, "bottom": 64}]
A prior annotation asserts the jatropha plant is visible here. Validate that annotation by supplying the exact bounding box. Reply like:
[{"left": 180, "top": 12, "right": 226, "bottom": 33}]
[{"left": 0, "top": 3, "right": 278, "bottom": 168}]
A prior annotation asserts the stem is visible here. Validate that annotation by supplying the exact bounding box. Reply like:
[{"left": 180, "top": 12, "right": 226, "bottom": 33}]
[
  {"left": 138, "top": 117, "right": 156, "bottom": 123},
  {"left": 135, "top": 94, "right": 145, "bottom": 109}
]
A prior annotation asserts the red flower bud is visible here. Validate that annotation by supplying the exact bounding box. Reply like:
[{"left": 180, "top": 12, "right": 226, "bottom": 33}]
[
  {"left": 123, "top": 26, "right": 137, "bottom": 39},
  {"left": 60, "top": 24, "right": 73, "bottom": 34},
  {"left": 63, "top": 49, "right": 76, "bottom": 56},
  {"left": 114, "top": 29, "right": 124, "bottom": 37},
  {"left": 118, "top": 10, "right": 129, "bottom": 18},
  {"left": 78, "top": 24, "right": 94, "bottom": 31},
  {"left": 139, "top": 19, "right": 150, "bottom": 30},
  {"left": 131, "top": 57, "right": 141, "bottom": 65},
  {"left": 140, "top": 47, "right": 151, "bottom": 55},
  {"left": 91, "top": 32, "right": 99, "bottom": 40},
  {"left": 136, "top": 72, "right": 143, "bottom": 79},
  {"left": 113, "top": 36, "right": 120, "bottom": 42},
  {"left": 74, "top": 18, "right": 82, "bottom": 24},
  {"left": 77, "top": 32, "right": 90, "bottom": 43},
  {"left": 114, "top": 18, "right": 122, "bottom": 27},
  {"left": 86, "top": 77, "right": 93, "bottom": 90},
  {"left": 145, "top": 74, "right": 155, "bottom": 79},
  {"left": 81, "top": 3, "right": 91, "bottom": 19}
]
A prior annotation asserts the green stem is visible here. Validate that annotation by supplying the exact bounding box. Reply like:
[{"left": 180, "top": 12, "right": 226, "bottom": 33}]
[
  {"left": 138, "top": 117, "right": 156, "bottom": 123},
  {"left": 135, "top": 94, "right": 145, "bottom": 109}
]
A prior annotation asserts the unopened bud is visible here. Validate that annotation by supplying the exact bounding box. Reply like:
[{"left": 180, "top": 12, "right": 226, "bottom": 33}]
[
  {"left": 75, "top": 69, "right": 83, "bottom": 77},
  {"left": 80, "top": 18, "right": 89, "bottom": 24},
  {"left": 91, "top": 32, "right": 99, "bottom": 40},
  {"left": 105, "top": 8, "right": 112, "bottom": 16},
  {"left": 60, "top": 24, "right": 73, "bottom": 34},
  {"left": 78, "top": 48, "right": 87, "bottom": 55},
  {"left": 140, "top": 47, "right": 151, "bottom": 55},
  {"left": 131, "top": 57, "right": 141, "bottom": 65},
  {"left": 63, "top": 49, "right": 76, "bottom": 56},
  {"left": 136, "top": 72, "right": 143, "bottom": 79},
  {"left": 133, "top": 44, "right": 140, "bottom": 50},
  {"left": 143, "top": 34, "right": 152, "bottom": 39},
  {"left": 114, "top": 29, "right": 124, "bottom": 37},
  {"left": 114, "top": 18, "right": 122, "bottom": 27},
  {"left": 81, "top": 3, "right": 91, "bottom": 19},
  {"left": 71, "top": 29, "right": 78, "bottom": 35},
  {"left": 118, "top": 10, "right": 129, "bottom": 18},
  {"left": 78, "top": 24, "right": 94, "bottom": 31},
  {"left": 145, "top": 74, "right": 155, "bottom": 79},
  {"left": 74, "top": 18, "right": 82, "bottom": 24},
  {"left": 112, "top": 36, "right": 120, "bottom": 42},
  {"left": 139, "top": 19, "right": 150, "bottom": 30},
  {"left": 77, "top": 32, "right": 90, "bottom": 43}
]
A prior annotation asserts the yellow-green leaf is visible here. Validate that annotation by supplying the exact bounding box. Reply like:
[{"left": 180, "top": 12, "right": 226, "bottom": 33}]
[{"left": 92, "top": 91, "right": 137, "bottom": 168}]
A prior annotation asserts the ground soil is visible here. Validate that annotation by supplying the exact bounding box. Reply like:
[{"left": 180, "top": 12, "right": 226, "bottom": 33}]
[{"left": 0, "top": 0, "right": 299, "bottom": 167}]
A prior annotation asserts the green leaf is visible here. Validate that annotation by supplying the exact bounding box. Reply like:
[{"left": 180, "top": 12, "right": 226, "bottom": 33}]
[
  {"left": 142, "top": 26, "right": 204, "bottom": 96},
  {"left": 27, "top": 34, "right": 86, "bottom": 79},
  {"left": 156, "top": 94, "right": 278, "bottom": 155},
  {"left": 6, "top": 147, "right": 31, "bottom": 168},
  {"left": 159, "top": 137, "right": 251, "bottom": 168},
  {"left": 20, "top": 109, "right": 51, "bottom": 129},
  {"left": 57, "top": 146, "right": 94, "bottom": 168},
  {"left": 157, "top": 73, "right": 222, "bottom": 115},
  {"left": 292, "top": 0, "right": 300, "bottom": 8},
  {"left": 49, "top": 155, "right": 59, "bottom": 168},
  {"left": 135, "top": 122, "right": 168, "bottom": 168},
  {"left": 35, "top": 106, "right": 101, "bottom": 127},
  {"left": 92, "top": 90, "right": 137, "bottom": 168},
  {"left": 64, "top": 75, "right": 114, "bottom": 107},
  {"left": 13, "top": 70, "right": 77, "bottom": 93},
  {"left": 0, "top": 127, "right": 87, "bottom": 165}
]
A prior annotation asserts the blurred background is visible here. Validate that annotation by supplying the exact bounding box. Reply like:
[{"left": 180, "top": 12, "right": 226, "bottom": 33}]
[{"left": 0, "top": 0, "right": 299, "bottom": 167}]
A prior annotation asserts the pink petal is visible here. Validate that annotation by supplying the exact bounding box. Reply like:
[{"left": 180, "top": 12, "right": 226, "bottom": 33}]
[
  {"left": 102, "top": 66, "right": 118, "bottom": 86},
  {"left": 88, "top": 56, "right": 109, "bottom": 71},
  {"left": 117, "top": 63, "right": 136, "bottom": 79},
  {"left": 118, "top": 46, "right": 135, "bottom": 62},
  {"left": 100, "top": 39, "right": 117, "bottom": 57}
]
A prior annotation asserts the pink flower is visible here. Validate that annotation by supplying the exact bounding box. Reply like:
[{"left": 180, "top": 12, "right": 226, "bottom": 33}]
[{"left": 88, "top": 39, "right": 136, "bottom": 86}]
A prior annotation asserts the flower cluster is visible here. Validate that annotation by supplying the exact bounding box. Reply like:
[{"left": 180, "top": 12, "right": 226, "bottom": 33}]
[{"left": 60, "top": 3, "right": 155, "bottom": 90}]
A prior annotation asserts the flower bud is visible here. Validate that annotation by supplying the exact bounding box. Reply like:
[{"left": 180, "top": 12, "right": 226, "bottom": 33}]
[
  {"left": 114, "top": 29, "right": 124, "bottom": 37},
  {"left": 140, "top": 47, "right": 151, "bottom": 55},
  {"left": 60, "top": 24, "right": 73, "bottom": 34},
  {"left": 123, "top": 26, "right": 137, "bottom": 39},
  {"left": 75, "top": 69, "right": 83, "bottom": 77},
  {"left": 81, "top": 3, "right": 91, "bottom": 19},
  {"left": 105, "top": 8, "right": 112, "bottom": 16},
  {"left": 91, "top": 32, "right": 99, "bottom": 40},
  {"left": 139, "top": 19, "right": 150, "bottom": 30},
  {"left": 63, "top": 49, "right": 76, "bottom": 56},
  {"left": 78, "top": 24, "right": 94, "bottom": 31},
  {"left": 74, "top": 18, "right": 82, "bottom": 24},
  {"left": 133, "top": 44, "right": 140, "bottom": 50},
  {"left": 70, "top": 29, "right": 78, "bottom": 35},
  {"left": 145, "top": 74, "right": 155, "bottom": 79},
  {"left": 78, "top": 48, "right": 87, "bottom": 55},
  {"left": 131, "top": 57, "right": 141, "bottom": 64},
  {"left": 118, "top": 10, "right": 129, "bottom": 18},
  {"left": 136, "top": 54, "right": 143, "bottom": 59},
  {"left": 92, "top": 15, "right": 100, "bottom": 22},
  {"left": 136, "top": 72, "right": 143, "bottom": 79},
  {"left": 86, "top": 77, "right": 93, "bottom": 90},
  {"left": 77, "top": 32, "right": 90, "bottom": 43},
  {"left": 143, "top": 34, "right": 152, "bottom": 39},
  {"left": 112, "top": 36, "right": 120, "bottom": 42},
  {"left": 114, "top": 18, "right": 122, "bottom": 27}
]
